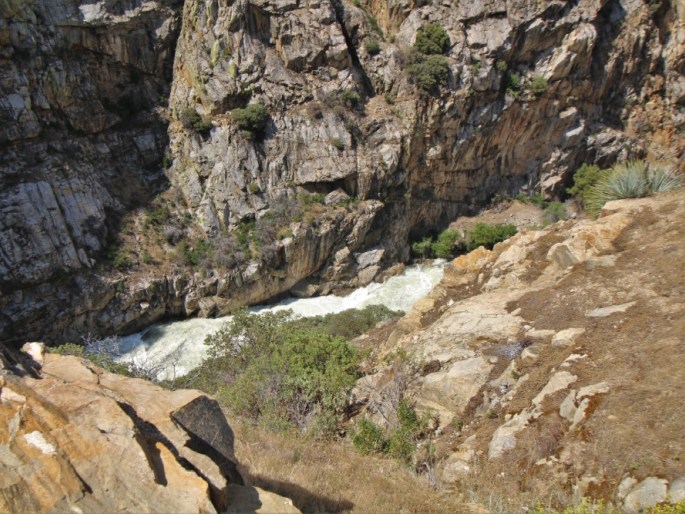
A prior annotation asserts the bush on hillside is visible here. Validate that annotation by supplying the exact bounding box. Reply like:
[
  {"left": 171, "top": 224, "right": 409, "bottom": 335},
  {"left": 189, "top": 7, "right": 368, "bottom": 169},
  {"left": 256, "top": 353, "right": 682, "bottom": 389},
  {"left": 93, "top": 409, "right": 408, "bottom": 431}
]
[
  {"left": 231, "top": 103, "right": 269, "bottom": 136},
  {"left": 352, "top": 418, "right": 387, "bottom": 454},
  {"left": 365, "top": 39, "right": 381, "bottom": 56},
  {"left": 584, "top": 160, "right": 683, "bottom": 214},
  {"left": 292, "top": 304, "right": 403, "bottom": 340},
  {"left": 414, "top": 22, "right": 450, "bottom": 55},
  {"left": 179, "top": 107, "right": 213, "bottom": 133},
  {"left": 466, "top": 223, "right": 517, "bottom": 251},
  {"left": 567, "top": 164, "right": 605, "bottom": 207},
  {"left": 407, "top": 54, "right": 450, "bottom": 93},
  {"left": 49, "top": 337, "right": 132, "bottom": 376},
  {"left": 528, "top": 75, "right": 549, "bottom": 95},
  {"left": 430, "top": 229, "right": 461, "bottom": 258},
  {"left": 411, "top": 236, "right": 434, "bottom": 258},
  {"left": 170, "top": 306, "right": 403, "bottom": 432},
  {"left": 411, "top": 229, "right": 463, "bottom": 259},
  {"left": 174, "top": 306, "right": 400, "bottom": 434},
  {"left": 351, "top": 398, "right": 429, "bottom": 463}
]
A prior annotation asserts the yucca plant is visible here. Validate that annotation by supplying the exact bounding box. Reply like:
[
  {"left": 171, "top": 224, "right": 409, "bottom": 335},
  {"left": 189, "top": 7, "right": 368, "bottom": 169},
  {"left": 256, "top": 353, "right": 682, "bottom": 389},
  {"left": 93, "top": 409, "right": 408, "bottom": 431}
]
[
  {"left": 585, "top": 160, "right": 682, "bottom": 214},
  {"left": 647, "top": 163, "right": 683, "bottom": 192}
]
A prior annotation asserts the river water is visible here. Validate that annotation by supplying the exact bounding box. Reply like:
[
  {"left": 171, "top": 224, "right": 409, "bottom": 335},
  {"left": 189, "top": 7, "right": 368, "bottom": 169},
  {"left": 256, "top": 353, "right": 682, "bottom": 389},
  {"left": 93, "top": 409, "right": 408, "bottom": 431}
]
[{"left": 118, "top": 260, "right": 445, "bottom": 380}]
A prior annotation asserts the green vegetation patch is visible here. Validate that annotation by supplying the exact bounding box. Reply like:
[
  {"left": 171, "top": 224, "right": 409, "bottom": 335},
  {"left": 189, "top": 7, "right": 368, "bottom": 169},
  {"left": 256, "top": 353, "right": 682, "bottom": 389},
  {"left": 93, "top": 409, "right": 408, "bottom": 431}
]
[
  {"left": 173, "top": 306, "right": 402, "bottom": 435},
  {"left": 414, "top": 22, "right": 450, "bottom": 55},
  {"left": 231, "top": 103, "right": 269, "bottom": 137},
  {"left": 411, "top": 228, "right": 462, "bottom": 259},
  {"left": 466, "top": 223, "right": 517, "bottom": 251},
  {"left": 351, "top": 398, "right": 430, "bottom": 463},
  {"left": 179, "top": 107, "right": 213, "bottom": 133},
  {"left": 528, "top": 75, "right": 549, "bottom": 95},
  {"left": 365, "top": 39, "right": 381, "bottom": 56},
  {"left": 584, "top": 160, "right": 682, "bottom": 214},
  {"left": 407, "top": 54, "right": 450, "bottom": 93}
]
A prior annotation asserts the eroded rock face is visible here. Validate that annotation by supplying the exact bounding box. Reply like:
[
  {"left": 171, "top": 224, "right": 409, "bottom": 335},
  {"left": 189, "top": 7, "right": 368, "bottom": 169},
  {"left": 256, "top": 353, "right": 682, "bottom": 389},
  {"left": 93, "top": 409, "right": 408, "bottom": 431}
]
[
  {"left": 0, "top": 0, "right": 181, "bottom": 287},
  {"left": 169, "top": 0, "right": 685, "bottom": 243},
  {"left": 0, "top": 348, "right": 300, "bottom": 514}
]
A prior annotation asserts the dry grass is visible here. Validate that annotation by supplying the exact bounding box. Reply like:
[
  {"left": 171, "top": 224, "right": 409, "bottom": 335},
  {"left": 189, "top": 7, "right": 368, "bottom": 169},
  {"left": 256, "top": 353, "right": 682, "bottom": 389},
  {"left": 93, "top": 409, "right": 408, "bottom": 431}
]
[{"left": 231, "top": 419, "right": 470, "bottom": 514}]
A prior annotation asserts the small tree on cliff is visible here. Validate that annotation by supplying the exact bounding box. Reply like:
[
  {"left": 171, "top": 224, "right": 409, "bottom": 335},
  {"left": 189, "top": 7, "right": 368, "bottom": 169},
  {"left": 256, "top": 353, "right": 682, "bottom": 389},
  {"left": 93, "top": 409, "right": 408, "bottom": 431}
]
[{"left": 231, "top": 103, "right": 269, "bottom": 138}]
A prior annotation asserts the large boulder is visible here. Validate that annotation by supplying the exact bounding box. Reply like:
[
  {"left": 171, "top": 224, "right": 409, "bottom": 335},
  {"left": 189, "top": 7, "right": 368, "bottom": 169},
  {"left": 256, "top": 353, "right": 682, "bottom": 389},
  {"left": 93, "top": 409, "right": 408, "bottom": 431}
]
[{"left": 0, "top": 350, "right": 300, "bottom": 514}]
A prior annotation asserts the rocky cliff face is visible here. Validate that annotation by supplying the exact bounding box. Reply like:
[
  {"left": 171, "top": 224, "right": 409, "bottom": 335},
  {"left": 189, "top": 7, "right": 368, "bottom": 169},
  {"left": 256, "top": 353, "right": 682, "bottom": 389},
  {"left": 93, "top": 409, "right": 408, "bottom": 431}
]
[
  {"left": 0, "top": 0, "right": 182, "bottom": 341},
  {"left": 0, "top": 344, "right": 300, "bottom": 513},
  {"left": 0, "top": 0, "right": 180, "bottom": 285},
  {"left": 168, "top": 0, "right": 685, "bottom": 240},
  {"left": 1, "top": 0, "right": 683, "bottom": 343},
  {"left": 351, "top": 190, "right": 685, "bottom": 510}
]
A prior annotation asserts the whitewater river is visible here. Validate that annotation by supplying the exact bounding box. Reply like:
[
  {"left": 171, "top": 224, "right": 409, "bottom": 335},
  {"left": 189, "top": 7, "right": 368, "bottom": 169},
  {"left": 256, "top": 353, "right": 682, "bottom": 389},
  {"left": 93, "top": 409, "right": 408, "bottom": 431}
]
[{"left": 118, "top": 260, "right": 445, "bottom": 380}]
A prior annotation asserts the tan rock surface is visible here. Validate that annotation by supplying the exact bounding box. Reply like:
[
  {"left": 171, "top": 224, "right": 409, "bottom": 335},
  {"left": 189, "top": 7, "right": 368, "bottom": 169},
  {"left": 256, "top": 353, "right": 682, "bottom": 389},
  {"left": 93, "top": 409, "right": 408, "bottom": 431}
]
[{"left": 0, "top": 352, "right": 300, "bottom": 514}]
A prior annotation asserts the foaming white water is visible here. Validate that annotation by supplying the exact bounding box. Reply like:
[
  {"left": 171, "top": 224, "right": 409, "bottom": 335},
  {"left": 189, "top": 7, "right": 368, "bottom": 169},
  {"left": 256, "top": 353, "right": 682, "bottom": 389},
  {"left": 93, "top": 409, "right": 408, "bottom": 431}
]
[{"left": 118, "top": 260, "right": 445, "bottom": 380}]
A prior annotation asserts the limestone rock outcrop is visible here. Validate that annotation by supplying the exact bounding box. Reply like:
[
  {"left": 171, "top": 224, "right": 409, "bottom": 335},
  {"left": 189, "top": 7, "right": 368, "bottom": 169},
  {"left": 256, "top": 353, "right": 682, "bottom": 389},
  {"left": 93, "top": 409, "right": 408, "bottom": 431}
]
[{"left": 0, "top": 346, "right": 300, "bottom": 514}]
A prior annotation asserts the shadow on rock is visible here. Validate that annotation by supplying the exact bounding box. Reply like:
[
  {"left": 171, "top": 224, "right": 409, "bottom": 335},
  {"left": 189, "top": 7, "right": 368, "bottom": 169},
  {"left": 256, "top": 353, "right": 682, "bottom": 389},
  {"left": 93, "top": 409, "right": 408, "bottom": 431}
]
[{"left": 239, "top": 471, "right": 354, "bottom": 513}]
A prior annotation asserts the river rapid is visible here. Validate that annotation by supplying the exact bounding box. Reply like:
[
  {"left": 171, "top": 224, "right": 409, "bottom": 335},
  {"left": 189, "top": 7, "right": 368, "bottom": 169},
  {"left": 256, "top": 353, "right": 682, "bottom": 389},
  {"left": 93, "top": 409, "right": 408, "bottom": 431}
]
[{"left": 118, "top": 260, "right": 446, "bottom": 379}]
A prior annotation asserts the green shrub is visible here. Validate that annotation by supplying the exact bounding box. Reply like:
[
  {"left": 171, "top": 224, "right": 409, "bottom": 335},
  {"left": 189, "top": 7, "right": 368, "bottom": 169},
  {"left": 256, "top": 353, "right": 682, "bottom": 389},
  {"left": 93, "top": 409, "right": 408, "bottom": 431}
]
[
  {"left": 293, "top": 305, "right": 403, "bottom": 340},
  {"left": 50, "top": 337, "right": 131, "bottom": 376},
  {"left": 408, "top": 54, "right": 449, "bottom": 93},
  {"left": 228, "top": 62, "right": 239, "bottom": 79},
  {"left": 145, "top": 205, "right": 171, "bottom": 226},
  {"left": 411, "top": 229, "right": 462, "bottom": 258},
  {"left": 495, "top": 60, "right": 507, "bottom": 73},
  {"left": 414, "top": 22, "right": 450, "bottom": 55},
  {"left": 340, "top": 89, "right": 361, "bottom": 108},
  {"left": 532, "top": 498, "right": 685, "bottom": 514},
  {"left": 49, "top": 342, "right": 84, "bottom": 357},
  {"left": 544, "top": 201, "right": 567, "bottom": 221},
  {"left": 466, "top": 223, "right": 517, "bottom": 251},
  {"left": 180, "top": 239, "right": 212, "bottom": 267},
  {"left": 384, "top": 93, "right": 395, "bottom": 105},
  {"left": 352, "top": 419, "right": 388, "bottom": 454},
  {"left": 411, "top": 236, "right": 434, "bottom": 258},
  {"left": 192, "top": 310, "right": 361, "bottom": 433},
  {"left": 430, "top": 229, "right": 461, "bottom": 258},
  {"left": 647, "top": 163, "right": 683, "bottom": 192},
  {"left": 179, "top": 107, "right": 213, "bottom": 133},
  {"left": 352, "top": 398, "right": 427, "bottom": 463},
  {"left": 365, "top": 39, "right": 381, "bottom": 56},
  {"left": 112, "top": 251, "right": 133, "bottom": 270},
  {"left": 567, "top": 164, "right": 605, "bottom": 207},
  {"left": 506, "top": 72, "right": 521, "bottom": 96},
  {"left": 248, "top": 182, "right": 261, "bottom": 194},
  {"left": 528, "top": 75, "right": 549, "bottom": 95},
  {"left": 516, "top": 193, "right": 546, "bottom": 208},
  {"left": 231, "top": 103, "right": 269, "bottom": 136},
  {"left": 543, "top": 201, "right": 567, "bottom": 223},
  {"left": 387, "top": 427, "right": 416, "bottom": 462},
  {"left": 299, "top": 192, "right": 326, "bottom": 208},
  {"left": 585, "top": 160, "right": 683, "bottom": 214},
  {"left": 646, "top": 501, "right": 685, "bottom": 514}
]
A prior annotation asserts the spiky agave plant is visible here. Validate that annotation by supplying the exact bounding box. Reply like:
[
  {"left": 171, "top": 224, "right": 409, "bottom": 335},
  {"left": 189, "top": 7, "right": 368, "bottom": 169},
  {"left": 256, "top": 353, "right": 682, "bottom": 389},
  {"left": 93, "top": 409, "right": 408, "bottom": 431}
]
[
  {"left": 585, "top": 160, "right": 682, "bottom": 214},
  {"left": 646, "top": 163, "right": 683, "bottom": 193}
]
